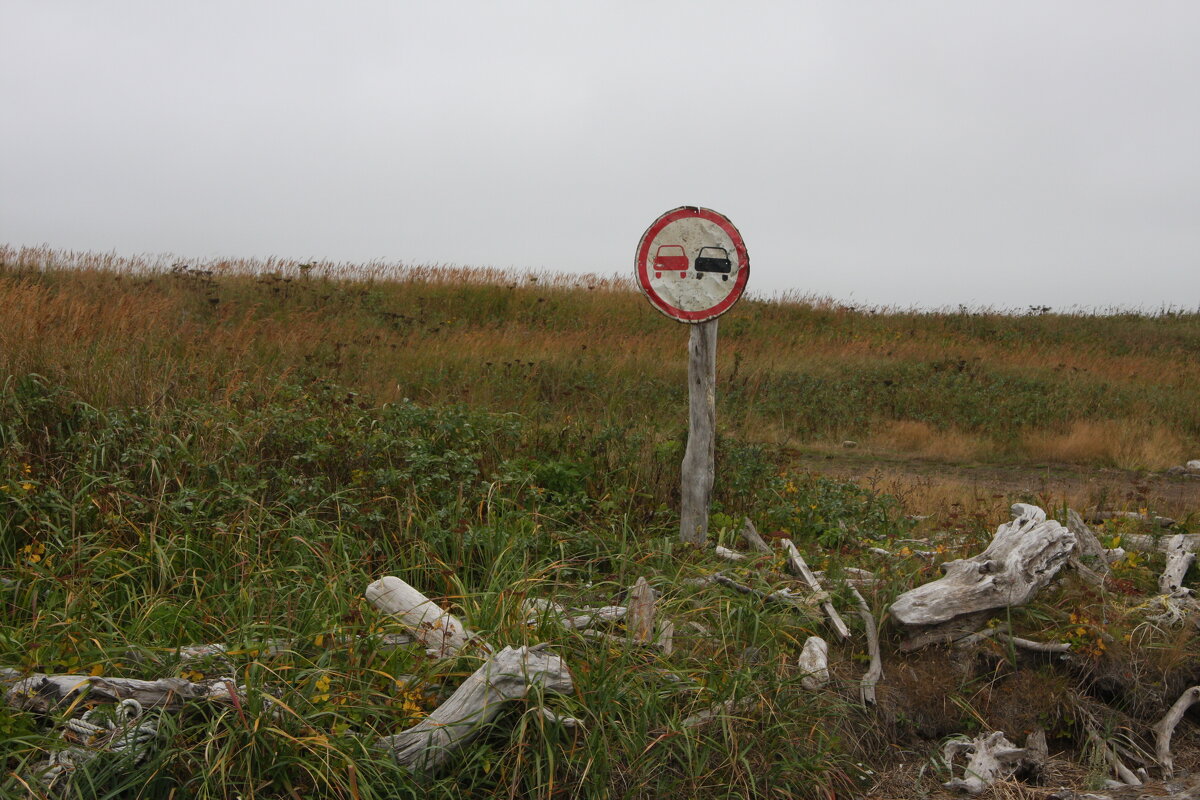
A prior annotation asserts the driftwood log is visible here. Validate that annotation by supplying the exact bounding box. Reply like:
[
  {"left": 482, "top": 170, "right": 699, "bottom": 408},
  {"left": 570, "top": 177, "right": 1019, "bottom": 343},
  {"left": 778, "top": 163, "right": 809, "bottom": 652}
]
[
  {"left": 377, "top": 644, "right": 573, "bottom": 774},
  {"left": 3, "top": 673, "right": 245, "bottom": 714},
  {"left": 891, "top": 504, "right": 1075, "bottom": 637},
  {"left": 365, "top": 576, "right": 482, "bottom": 658}
]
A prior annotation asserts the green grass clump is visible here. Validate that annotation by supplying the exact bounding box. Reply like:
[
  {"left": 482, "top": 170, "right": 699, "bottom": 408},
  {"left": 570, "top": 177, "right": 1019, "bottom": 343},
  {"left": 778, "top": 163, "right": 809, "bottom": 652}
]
[{"left": 1, "top": 374, "right": 917, "bottom": 798}]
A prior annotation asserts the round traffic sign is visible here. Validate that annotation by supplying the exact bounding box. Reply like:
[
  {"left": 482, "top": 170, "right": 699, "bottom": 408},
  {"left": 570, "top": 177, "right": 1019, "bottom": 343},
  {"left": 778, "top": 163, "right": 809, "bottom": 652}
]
[{"left": 635, "top": 206, "right": 749, "bottom": 323}]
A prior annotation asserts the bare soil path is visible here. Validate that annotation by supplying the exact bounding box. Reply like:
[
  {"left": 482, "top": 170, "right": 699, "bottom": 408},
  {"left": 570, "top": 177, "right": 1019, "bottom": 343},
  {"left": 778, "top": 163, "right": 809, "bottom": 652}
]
[{"left": 785, "top": 448, "right": 1200, "bottom": 522}]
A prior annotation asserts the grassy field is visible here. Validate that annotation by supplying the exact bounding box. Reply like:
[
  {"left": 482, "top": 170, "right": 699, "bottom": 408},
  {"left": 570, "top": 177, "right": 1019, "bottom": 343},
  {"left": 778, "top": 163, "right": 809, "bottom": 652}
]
[
  {"left": 3, "top": 245, "right": 1199, "bottom": 471},
  {"left": 1, "top": 246, "right": 1198, "bottom": 798}
]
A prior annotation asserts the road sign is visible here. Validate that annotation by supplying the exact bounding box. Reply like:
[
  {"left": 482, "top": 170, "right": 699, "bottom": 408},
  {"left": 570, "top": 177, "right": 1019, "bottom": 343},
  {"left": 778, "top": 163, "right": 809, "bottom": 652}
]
[{"left": 635, "top": 206, "right": 749, "bottom": 323}]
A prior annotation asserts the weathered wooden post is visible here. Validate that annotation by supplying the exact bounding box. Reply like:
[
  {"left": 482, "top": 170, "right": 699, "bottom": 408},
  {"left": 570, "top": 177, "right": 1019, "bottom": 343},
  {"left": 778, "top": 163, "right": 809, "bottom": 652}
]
[
  {"left": 680, "top": 320, "right": 717, "bottom": 543},
  {"left": 634, "top": 206, "right": 749, "bottom": 545}
]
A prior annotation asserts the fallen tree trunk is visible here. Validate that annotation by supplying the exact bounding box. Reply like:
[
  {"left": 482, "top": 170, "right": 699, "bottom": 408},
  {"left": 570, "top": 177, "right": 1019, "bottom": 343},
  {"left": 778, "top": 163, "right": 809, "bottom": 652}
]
[
  {"left": 376, "top": 644, "right": 573, "bottom": 774},
  {"left": 890, "top": 505, "right": 1075, "bottom": 635}
]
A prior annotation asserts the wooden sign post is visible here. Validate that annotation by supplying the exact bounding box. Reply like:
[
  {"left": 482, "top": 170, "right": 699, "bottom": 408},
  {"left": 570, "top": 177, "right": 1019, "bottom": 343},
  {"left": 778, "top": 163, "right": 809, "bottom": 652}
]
[{"left": 634, "top": 207, "right": 749, "bottom": 545}]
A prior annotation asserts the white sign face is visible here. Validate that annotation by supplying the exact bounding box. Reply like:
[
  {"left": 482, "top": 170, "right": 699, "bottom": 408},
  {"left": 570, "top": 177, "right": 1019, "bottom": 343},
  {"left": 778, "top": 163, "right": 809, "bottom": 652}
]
[{"left": 635, "top": 207, "right": 749, "bottom": 323}]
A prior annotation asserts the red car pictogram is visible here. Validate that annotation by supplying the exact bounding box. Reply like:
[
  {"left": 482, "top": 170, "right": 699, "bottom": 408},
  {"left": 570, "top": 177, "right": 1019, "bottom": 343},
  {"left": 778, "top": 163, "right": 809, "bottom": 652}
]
[{"left": 653, "top": 244, "right": 688, "bottom": 279}]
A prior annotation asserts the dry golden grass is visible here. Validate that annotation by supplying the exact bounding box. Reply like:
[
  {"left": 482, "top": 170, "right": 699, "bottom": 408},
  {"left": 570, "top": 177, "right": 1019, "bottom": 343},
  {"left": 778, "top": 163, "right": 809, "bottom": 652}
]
[
  {"left": 868, "top": 420, "right": 990, "bottom": 461},
  {"left": 3, "top": 244, "right": 1198, "bottom": 470},
  {"left": 1021, "top": 420, "right": 1188, "bottom": 470}
]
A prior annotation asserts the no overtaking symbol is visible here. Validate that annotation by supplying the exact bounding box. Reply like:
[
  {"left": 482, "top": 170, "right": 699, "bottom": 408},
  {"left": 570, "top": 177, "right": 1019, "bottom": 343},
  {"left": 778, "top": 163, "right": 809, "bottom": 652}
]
[{"left": 635, "top": 206, "right": 749, "bottom": 323}]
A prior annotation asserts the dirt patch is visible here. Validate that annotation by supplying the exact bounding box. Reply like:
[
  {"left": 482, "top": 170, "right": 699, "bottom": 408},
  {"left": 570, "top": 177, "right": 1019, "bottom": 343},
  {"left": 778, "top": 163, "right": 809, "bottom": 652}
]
[{"left": 786, "top": 448, "right": 1200, "bottom": 521}]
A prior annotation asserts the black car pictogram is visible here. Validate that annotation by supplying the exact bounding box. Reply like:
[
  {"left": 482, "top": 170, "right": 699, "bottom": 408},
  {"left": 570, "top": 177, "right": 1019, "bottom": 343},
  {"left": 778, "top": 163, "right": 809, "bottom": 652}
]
[{"left": 693, "top": 246, "right": 732, "bottom": 280}]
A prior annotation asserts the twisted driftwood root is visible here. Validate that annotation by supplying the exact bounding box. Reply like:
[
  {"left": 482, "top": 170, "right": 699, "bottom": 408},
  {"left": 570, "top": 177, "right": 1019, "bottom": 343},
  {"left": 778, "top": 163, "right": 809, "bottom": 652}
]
[
  {"left": 377, "top": 644, "right": 573, "bottom": 774},
  {"left": 891, "top": 504, "right": 1075, "bottom": 639},
  {"left": 1152, "top": 685, "right": 1200, "bottom": 778},
  {"left": 942, "top": 730, "right": 1044, "bottom": 795}
]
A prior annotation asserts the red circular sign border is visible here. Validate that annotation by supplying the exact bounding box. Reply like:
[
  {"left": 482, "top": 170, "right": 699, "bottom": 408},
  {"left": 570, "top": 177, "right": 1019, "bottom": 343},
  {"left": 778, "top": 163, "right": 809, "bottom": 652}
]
[{"left": 635, "top": 206, "right": 750, "bottom": 323}]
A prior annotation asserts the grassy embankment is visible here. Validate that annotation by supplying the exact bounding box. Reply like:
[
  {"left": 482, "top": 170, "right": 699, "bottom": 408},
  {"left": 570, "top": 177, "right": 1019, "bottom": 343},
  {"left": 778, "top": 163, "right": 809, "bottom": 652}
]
[{"left": 1, "top": 246, "right": 1198, "bottom": 798}]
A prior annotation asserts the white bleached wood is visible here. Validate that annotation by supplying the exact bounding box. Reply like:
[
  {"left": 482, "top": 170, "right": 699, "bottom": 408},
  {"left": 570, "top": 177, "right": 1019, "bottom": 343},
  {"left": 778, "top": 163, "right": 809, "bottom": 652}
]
[
  {"left": 676, "top": 697, "right": 755, "bottom": 731},
  {"left": 565, "top": 606, "right": 627, "bottom": 629},
  {"left": 814, "top": 567, "right": 879, "bottom": 589},
  {"left": 942, "top": 731, "right": 1041, "bottom": 795},
  {"left": 3, "top": 674, "right": 244, "bottom": 714},
  {"left": 1117, "top": 532, "right": 1200, "bottom": 553},
  {"left": 656, "top": 619, "right": 675, "bottom": 656},
  {"left": 365, "top": 576, "right": 477, "bottom": 658},
  {"left": 710, "top": 572, "right": 801, "bottom": 605},
  {"left": 378, "top": 645, "right": 573, "bottom": 774},
  {"left": 780, "top": 539, "right": 851, "bottom": 639},
  {"left": 849, "top": 588, "right": 882, "bottom": 704},
  {"left": 522, "top": 600, "right": 627, "bottom": 631},
  {"left": 1068, "top": 509, "right": 1112, "bottom": 575},
  {"left": 1011, "top": 503, "right": 1047, "bottom": 523},
  {"left": 1152, "top": 685, "right": 1200, "bottom": 777},
  {"left": 1086, "top": 728, "right": 1142, "bottom": 786},
  {"left": 797, "top": 637, "right": 829, "bottom": 690},
  {"left": 740, "top": 517, "right": 772, "bottom": 554},
  {"left": 1159, "top": 535, "right": 1196, "bottom": 596},
  {"left": 680, "top": 319, "right": 717, "bottom": 545},
  {"left": 536, "top": 706, "right": 583, "bottom": 730},
  {"left": 890, "top": 506, "right": 1075, "bottom": 629},
  {"left": 714, "top": 545, "right": 747, "bottom": 562}
]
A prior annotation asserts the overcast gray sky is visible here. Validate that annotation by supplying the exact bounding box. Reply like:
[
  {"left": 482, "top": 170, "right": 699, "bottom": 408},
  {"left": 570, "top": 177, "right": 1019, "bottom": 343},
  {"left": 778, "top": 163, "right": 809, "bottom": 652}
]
[{"left": 3, "top": 1, "right": 1198, "bottom": 309}]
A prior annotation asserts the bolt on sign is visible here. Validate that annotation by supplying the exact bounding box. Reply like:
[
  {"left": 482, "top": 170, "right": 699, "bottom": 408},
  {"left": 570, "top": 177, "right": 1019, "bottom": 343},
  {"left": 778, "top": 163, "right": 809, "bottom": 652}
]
[
  {"left": 635, "top": 206, "right": 749, "bottom": 323},
  {"left": 636, "top": 206, "right": 749, "bottom": 545}
]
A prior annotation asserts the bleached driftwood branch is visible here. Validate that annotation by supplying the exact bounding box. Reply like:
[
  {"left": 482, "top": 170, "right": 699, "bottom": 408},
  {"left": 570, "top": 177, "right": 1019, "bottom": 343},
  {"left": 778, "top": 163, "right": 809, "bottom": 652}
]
[
  {"left": 1085, "top": 510, "right": 1177, "bottom": 528},
  {"left": 780, "top": 539, "right": 851, "bottom": 640},
  {"left": 740, "top": 518, "right": 772, "bottom": 555},
  {"left": 1085, "top": 727, "right": 1142, "bottom": 787},
  {"left": 714, "top": 545, "right": 747, "bottom": 562},
  {"left": 850, "top": 587, "right": 882, "bottom": 704},
  {"left": 377, "top": 644, "right": 573, "bottom": 774},
  {"left": 890, "top": 504, "right": 1075, "bottom": 635},
  {"left": 128, "top": 631, "right": 416, "bottom": 667},
  {"left": 3, "top": 674, "right": 245, "bottom": 714},
  {"left": 365, "top": 576, "right": 483, "bottom": 658},
  {"left": 1152, "top": 685, "right": 1200, "bottom": 778},
  {"left": 1067, "top": 510, "right": 1112, "bottom": 576},
  {"left": 522, "top": 599, "right": 627, "bottom": 630}
]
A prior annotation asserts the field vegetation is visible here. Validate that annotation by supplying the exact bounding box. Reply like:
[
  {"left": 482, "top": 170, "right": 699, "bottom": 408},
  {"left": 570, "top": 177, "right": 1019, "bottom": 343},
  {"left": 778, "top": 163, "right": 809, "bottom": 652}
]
[{"left": 1, "top": 246, "right": 1198, "bottom": 798}]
